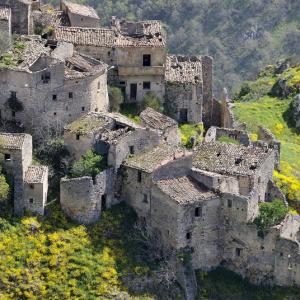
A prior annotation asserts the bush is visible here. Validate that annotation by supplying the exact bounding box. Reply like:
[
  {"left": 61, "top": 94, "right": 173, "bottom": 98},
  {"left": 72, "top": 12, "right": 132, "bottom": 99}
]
[
  {"left": 140, "top": 92, "right": 163, "bottom": 113},
  {"left": 70, "top": 150, "right": 106, "bottom": 179},
  {"left": 253, "top": 200, "right": 288, "bottom": 237},
  {"left": 109, "top": 86, "right": 124, "bottom": 112},
  {"left": 179, "top": 123, "right": 204, "bottom": 148}
]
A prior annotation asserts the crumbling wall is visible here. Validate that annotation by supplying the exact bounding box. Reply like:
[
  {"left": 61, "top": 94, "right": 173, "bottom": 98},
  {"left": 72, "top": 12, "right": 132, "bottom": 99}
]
[
  {"left": 202, "top": 56, "right": 213, "bottom": 126},
  {"left": 60, "top": 168, "right": 114, "bottom": 224},
  {"left": 0, "top": 12, "right": 11, "bottom": 55}
]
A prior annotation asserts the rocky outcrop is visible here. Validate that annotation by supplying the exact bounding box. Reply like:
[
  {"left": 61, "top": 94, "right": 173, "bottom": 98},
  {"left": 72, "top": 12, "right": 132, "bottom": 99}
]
[{"left": 292, "top": 94, "right": 300, "bottom": 131}]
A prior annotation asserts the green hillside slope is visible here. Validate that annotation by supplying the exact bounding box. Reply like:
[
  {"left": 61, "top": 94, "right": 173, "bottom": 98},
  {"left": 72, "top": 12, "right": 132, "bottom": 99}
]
[{"left": 233, "top": 62, "right": 300, "bottom": 210}]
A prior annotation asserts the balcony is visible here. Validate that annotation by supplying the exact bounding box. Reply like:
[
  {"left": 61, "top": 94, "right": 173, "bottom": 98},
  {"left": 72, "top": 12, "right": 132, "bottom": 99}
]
[{"left": 118, "top": 66, "right": 165, "bottom": 76}]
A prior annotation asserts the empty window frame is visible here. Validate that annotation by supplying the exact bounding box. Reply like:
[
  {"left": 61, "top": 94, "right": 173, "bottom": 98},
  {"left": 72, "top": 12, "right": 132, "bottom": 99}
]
[
  {"left": 129, "top": 145, "right": 135, "bottom": 154},
  {"left": 29, "top": 198, "right": 34, "bottom": 204},
  {"left": 52, "top": 94, "right": 57, "bottom": 101},
  {"left": 143, "top": 81, "right": 151, "bottom": 90},
  {"left": 76, "top": 134, "right": 80, "bottom": 140},
  {"left": 69, "top": 92, "right": 73, "bottom": 99},
  {"left": 195, "top": 207, "right": 202, "bottom": 217},
  {"left": 186, "top": 232, "right": 192, "bottom": 240},
  {"left": 137, "top": 171, "right": 142, "bottom": 183},
  {"left": 41, "top": 72, "right": 51, "bottom": 83},
  {"left": 81, "top": 106, "right": 85, "bottom": 112},
  {"left": 4, "top": 153, "right": 11, "bottom": 161},
  {"left": 227, "top": 199, "right": 233, "bottom": 208},
  {"left": 143, "top": 54, "right": 151, "bottom": 66},
  {"left": 143, "top": 194, "right": 148, "bottom": 203},
  {"left": 236, "top": 248, "right": 242, "bottom": 257}
]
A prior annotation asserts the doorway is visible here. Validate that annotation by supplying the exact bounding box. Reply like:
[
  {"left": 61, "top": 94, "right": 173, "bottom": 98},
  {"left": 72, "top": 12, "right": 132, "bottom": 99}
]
[{"left": 130, "top": 83, "right": 137, "bottom": 101}]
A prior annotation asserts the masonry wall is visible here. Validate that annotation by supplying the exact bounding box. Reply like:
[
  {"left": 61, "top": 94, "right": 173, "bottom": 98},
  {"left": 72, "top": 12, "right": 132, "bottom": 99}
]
[
  {"left": 24, "top": 174, "right": 48, "bottom": 215},
  {"left": 165, "top": 82, "right": 203, "bottom": 124},
  {"left": 60, "top": 168, "right": 114, "bottom": 224},
  {"left": 0, "top": 17, "right": 11, "bottom": 55},
  {"left": 67, "top": 13, "right": 99, "bottom": 28},
  {"left": 0, "top": 67, "right": 109, "bottom": 132},
  {"left": 108, "top": 128, "right": 161, "bottom": 168}
]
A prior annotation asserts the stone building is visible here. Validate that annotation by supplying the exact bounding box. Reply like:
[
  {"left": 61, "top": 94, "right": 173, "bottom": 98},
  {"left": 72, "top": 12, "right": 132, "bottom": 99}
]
[
  {"left": 53, "top": 18, "right": 166, "bottom": 103},
  {"left": 0, "top": 0, "right": 39, "bottom": 35},
  {"left": 165, "top": 55, "right": 213, "bottom": 125},
  {"left": 0, "top": 6, "right": 11, "bottom": 55},
  {"left": 60, "top": 0, "right": 100, "bottom": 28},
  {"left": 64, "top": 111, "right": 162, "bottom": 168},
  {"left": 0, "top": 132, "right": 48, "bottom": 215},
  {"left": 140, "top": 107, "right": 180, "bottom": 146},
  {"left": 0, "top": 37, "right": 109, "bottom": 132}
]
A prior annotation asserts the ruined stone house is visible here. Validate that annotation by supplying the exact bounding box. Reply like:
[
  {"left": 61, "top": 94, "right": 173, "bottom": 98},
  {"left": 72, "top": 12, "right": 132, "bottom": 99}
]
[
  {"left": 0, "top": 132, "right": 48, "bottom": 216},
  {"left": 0, "top": 37, "right": 109, "bottom": 131}
]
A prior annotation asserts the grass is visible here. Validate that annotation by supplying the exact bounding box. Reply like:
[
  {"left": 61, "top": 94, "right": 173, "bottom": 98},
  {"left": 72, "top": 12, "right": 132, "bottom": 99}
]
[{"left": 197, "top": 267, "right": 300, "bottom": 300}]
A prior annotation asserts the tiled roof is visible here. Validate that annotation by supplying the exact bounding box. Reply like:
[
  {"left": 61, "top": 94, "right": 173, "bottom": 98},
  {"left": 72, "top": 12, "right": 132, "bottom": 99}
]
[
  {"left": 124, "top": 143, "right": 190, "bottom": 173},
  {"left": 155, "top": 176, "right": 215, "bottom": 204},
  {"left": 165, "top": 55, "right": 203, "bottom": 84},
  {"left": 0, "top": 6, "right": 10, "bottom": 21},
  {"left": 24, "top": 166, "right": 48, "bottom": 184},
  {"left": 54, "top": 25, "right": 166, "bottom": 48},
  {"left": 62, "top": 0, "right": 100, "bottom": 19},
  {"left": 0, "top": 133, "right": 27, "bottom": 150},
  {"left": 193, "top": 142, "right": 273, "bottom": 176},
  {"left": 140, "top": 107, "right": 177, "bottom": 131}
]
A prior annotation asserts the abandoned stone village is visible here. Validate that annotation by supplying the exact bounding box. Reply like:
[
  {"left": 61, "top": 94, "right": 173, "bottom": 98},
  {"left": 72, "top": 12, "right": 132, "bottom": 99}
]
[{"left": 0, "top": 0, "right": 299, "bottom": 298}]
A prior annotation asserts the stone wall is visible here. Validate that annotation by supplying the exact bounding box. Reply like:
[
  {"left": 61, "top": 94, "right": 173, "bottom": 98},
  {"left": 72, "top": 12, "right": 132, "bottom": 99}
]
[
  {"left": 0, "top": 66, "right": 109, "bottom": 133},
  {"left": 0, "top": 12, "right": 11, "bottom": 55},
  {"left": 205, "top": 126, "right": 250, "bottom": 146},
  {"left": 60, "top": 168, "right": 114, "bottom": 224}
]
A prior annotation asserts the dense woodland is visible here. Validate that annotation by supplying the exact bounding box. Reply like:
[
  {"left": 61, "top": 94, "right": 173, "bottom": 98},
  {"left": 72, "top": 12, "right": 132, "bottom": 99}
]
[{"left": 44, "top": 0, "right": 300, "bottom": 94}]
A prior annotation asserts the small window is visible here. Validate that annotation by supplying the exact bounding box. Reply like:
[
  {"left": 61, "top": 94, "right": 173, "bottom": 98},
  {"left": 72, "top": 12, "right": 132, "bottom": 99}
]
[
  {"left": 236, "top": 248, "right": 242, "bottom": 257},
  {"left": 195, "top": 207, "right": 202, "bottom": 217},
  {"left": 69, "top": 92, "right": 73, "bottom": 99},
  {"left": 82, "top": 107, "right": 85, "bottom": 112},
  {"left": 10, "top": 91, "right": 17, "bottom": 99},
  {"left": 186, "top": 232, "right": 192, "bottom": 240},
  {"left": 101, "top": 194, "right": 107, "bottom": 211},
  {"left": 107, "top": 51, "right": 111, "bottom": 57},
  {"left": 4, "top": 153, "right": 11, "bottom": 161},
  {"left": 143, "top": 54, "right": 151, "bottom": 66},
  {"left": 227, "top": 199, "right": 232, "bottom": 208},
  {"left": 129, "top": 146, "right": 135, "bottom": 154},
  {"left": 53, "top": 112, "right": 57, "bottom": 116},
  {"left": 41, "top": 72, "right": 50, "bottom": 83},
  {"left": 11, "top": 111, "right": 16, "bottom": 118},
  {"left": 76, "top": 134, "right": 80, "bottom": 140},
  {"left": 137, "top": 171, "right": 142, "bottom": 183},
  {"left": 143, "top": 194, "right": 148, "bottom": 203},
  {"left": 52, "top": 94, "right": 57, "bottom": 101},
  {"left": 95, "top": 108, "right": 98, "bottom": 112},
  {"left": 29, "top": 184, "right": 34, "bottom": 190},
  {"left": 98, "top": 82, "right": 101, "bottom": 90},
  {"left": 29, "top": 198, "right": 34, "bottom": 204},
  {"left": 119, "top": 81, "right": 126, "bottom": 85},
  {"left": 143, "top": 81, "right": 151, "bottom": 90}
]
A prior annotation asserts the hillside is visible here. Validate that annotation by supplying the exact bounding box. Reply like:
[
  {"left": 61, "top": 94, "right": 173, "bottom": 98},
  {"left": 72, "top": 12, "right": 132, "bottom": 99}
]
[
  {"left": 43, "top": 0, "right": 300, "bottom": 93},
  {"left": 233, "top": 62, "right": 300, "bottom": 210}
]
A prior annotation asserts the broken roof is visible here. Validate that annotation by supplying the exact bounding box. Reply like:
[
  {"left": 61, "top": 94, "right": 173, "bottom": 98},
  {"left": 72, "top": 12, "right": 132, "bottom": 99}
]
[
  {"left": 140, "top": 107, "right": 177, "bottom": 131},
  {"left": 193, "top": 142, "right": 273, "bottom": 176},
  {"left": 0, "top": 6, "right": 10, "bottom": 20},
  {"left": 24, "top": 166, "right": 48, "bottom": 184},
  {"left": 0, "top": 133, "right": 28, "bottom": 150},
  {"left": 155, "top": 176, "right": 215, "bottom": 205},
  {"left": 54, "top": 25, "right": 166, "bottom": 48},
  {"left": 124, "top": 143, "right": 190, "bottom": 173},
  {"left": 62, "top": 0, "right": 99, "bottom": 19},
  {"left": 165, "top": 55, "right": 203, "bottom": 84},
  {"left": 65, "top": 112, "right": 111, "bottom": 135}
]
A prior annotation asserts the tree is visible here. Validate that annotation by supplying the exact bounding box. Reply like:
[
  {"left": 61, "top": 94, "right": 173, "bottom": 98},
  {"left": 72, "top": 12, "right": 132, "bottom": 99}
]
[
  {"left": 109, "top": 86, "right": 124, "bottom": 112},
  {"left": 140, "top": 91, "right": 163, "bottom": 113},
  {"left": 70, "top": 150, "right": 105, "bottom": 179}
]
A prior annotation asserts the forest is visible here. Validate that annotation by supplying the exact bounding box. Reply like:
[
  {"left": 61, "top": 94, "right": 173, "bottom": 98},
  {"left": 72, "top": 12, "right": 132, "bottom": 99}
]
[{"left": 43, "top": 0, "right": 300, "bottom": 94}]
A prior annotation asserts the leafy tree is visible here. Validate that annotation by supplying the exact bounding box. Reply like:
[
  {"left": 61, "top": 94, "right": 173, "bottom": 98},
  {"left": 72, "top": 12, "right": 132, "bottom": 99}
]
[
  {"left": 140, "top": 91, "right": 163, "bottom": 113},
  {"left": 109, "top": 86, "right": 124, "bottom": 112},
  {"left": 70, "top": 150, "right": 105, "bottom": 178},
  {"left": 254, "top": 200, "right": 288, "bottom": 237}
]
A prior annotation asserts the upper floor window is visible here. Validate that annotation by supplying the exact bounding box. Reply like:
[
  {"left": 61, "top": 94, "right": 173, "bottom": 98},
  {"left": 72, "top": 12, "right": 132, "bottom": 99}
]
[
  {"left": 41, "top": 72, "right": 51, "bottom": 84},
  {"left": 4, "top": 153, "right": 11, "bottom": 161},
  {"left": 52, "top": 94, "right": 57, "bottom": 101},
  {"left": 143, "top": 54, "right": 151, "bottom": 66},
  {"left": 227, "top": 199, "right": 232, "bottom": 208},
  {"left": 98, "top": 82, "right": 101, "bottom": 90},
  {"left": 10, "top": 91, "right": 17, "bottom": 99},
  {"left": 195, "top": 207, "right": 202, "bottom": 217},
  {"left": 137, "top": 171, "right": 142, "bottom": 183},
  {"left": 69, "top": 92, "right": 73, "bottom": 99},
  {"left": 129, "top": 145, "right": 135, "bottom": 154}
]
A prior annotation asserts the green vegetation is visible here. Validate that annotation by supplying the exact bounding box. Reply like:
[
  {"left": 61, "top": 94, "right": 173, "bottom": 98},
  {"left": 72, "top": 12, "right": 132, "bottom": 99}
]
[
  {"left": 0, "top": 203, "right": 164, "bottom": 299},
  {"left": 253, "top": 200, "right": 288, "bottom": 237},
  {"left": 66, "top": 114, "right": 106, "bottom": 134},
  {"left": 0, "top": 41, "right": 26, "bottom": 69},
  {"left": 179, "top": 123, "right": 204, "bottom": 148},
  {"left": 70, "top": 150, "right": 106, "bottom": 179},
  {"left": 44, "top": 0, "right": 300, "bottom": 93},
  {"left": 233, "top": 63, "right": 300, "bottom": 210},
  {"left": 140, "top": 91, "right": 163, "bottom": 113},
  {"left": 197, "top": 267, "right": 300, "bottom": 300},
  {"left": 109, "top": 86, "right": 124, "bottom": 112},
  {"left": 119, "top": 103, "right": 141, "bottom": 124},
  {"left": 217, "top": 135, "right": 239, "bottom": 145}
]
